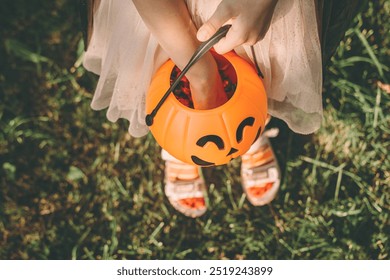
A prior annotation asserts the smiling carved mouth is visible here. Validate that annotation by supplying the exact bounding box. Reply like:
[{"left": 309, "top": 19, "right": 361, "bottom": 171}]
[
  {"left": 191, "top": 147, "right": 239, "bottom": 167},
  {"left": 191, "top": 156, "right": 215, "bottom": 167}
]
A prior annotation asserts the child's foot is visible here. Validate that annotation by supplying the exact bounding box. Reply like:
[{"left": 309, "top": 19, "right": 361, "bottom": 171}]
[
  {"left": 162, "top": 150, "right": 207, "bottom": 218},
  {"left": 240, "top": 132, "right": 280, "bottom": 206}
]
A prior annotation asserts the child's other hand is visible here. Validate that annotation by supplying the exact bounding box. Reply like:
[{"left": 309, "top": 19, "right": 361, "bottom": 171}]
[{"left": 197, "top": 0, "right": 278, "bottom": 54}]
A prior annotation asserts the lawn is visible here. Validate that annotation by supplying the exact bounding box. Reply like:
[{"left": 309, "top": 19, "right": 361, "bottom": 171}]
[{"left": 0, "top": 0, "right": 388, "bottom": 259}]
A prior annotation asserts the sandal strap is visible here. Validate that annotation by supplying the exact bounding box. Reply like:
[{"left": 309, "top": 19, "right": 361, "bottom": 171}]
[
  {"left": 242, "top": 164, "right": 280, "bottom": 188},
  {"left": 165, "top": 178, "right": 204, "bottom": 196},
  {"left": 165, "top": 160, "right": 200, "bottom": 181},
  {"left": 241, "top": 145, "right": 274, "bottom": 169}
]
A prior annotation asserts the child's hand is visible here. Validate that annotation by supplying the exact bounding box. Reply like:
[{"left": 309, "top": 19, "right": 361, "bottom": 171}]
[
  {"left": 133, "top": 0, "right": 229, "bottom": 110},
  {"left": 186, "top": 52, "right": 228, "bottom": 110},
  {"left": 197, "top": 0, "right": 279, "bottom": 54}
]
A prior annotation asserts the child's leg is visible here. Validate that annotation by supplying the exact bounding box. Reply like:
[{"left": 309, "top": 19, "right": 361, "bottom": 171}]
[
  {"left": 240, "top": 117, "right": 281, "bottom": 206},
  {"left": 162, "top": 149, "right": 207, "bottom": 218}
]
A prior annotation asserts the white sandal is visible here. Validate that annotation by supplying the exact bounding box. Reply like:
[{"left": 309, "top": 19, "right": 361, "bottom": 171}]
[
  {"left": 162, "top": 150, "right": 207, "bottom": 218},
  {"left": 241, "top": 132, "right": 281, "bottom": 206}
]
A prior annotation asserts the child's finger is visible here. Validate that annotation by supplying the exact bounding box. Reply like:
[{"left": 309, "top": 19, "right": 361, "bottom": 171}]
[
  {"left": 197, "top": 2, "right": 233, "bottom": 42},
  {"left": 213, "top": 24, "right": 246, "bottom": 54}
]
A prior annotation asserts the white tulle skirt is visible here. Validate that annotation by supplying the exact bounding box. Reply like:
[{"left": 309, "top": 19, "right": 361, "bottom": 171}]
[{"left": 83, "top": 0, "right": 323, "bottom": 137}]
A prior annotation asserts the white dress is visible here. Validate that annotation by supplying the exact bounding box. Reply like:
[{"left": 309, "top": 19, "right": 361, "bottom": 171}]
[{"left": 83, "top": 0, "right": 323, "bottom": 137}]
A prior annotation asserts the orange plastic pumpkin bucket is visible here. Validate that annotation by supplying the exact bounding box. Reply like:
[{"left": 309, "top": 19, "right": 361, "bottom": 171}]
[{"left": 146, "top": 51, "right": 267, "bottom": 166}]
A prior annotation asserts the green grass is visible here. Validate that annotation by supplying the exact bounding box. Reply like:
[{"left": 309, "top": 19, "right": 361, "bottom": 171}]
[{"left": 0, "top": 0, "right": 389, "bottom": 260}]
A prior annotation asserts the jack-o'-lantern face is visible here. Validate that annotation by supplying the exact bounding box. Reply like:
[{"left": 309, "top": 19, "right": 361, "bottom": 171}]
[
  {"left": 191, "top": 117, "right": 262, "bottom": 166},
  {"left": 181, "top": 102, "right": 265, "bottom": 166},
  {"left": 145, "top": 51, "right": 268, "bottom": 166}
]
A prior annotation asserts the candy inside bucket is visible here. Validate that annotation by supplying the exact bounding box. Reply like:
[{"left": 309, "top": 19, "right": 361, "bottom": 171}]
[{"left": 170, "top": 53, "right": 237, "bottom": 108}]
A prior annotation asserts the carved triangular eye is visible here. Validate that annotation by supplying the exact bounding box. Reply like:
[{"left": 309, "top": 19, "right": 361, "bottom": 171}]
[{"left": 236, "top": 117, "right": 255, "bottom": 143}]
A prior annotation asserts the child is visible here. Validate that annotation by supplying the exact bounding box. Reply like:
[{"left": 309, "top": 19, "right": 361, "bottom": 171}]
[{"left": 81, "top": 0, "right": 365, "bottom": 217}]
